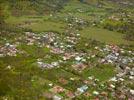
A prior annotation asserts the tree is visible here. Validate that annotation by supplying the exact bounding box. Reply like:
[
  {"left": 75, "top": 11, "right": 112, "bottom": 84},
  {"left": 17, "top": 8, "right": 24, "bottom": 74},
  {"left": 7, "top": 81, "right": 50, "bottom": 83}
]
[
  {"left": 0, "top": 3, "right": 5, "bottom": 24},
  {"left": 0, "top": 1, "right": 10, "bottom": 24}
]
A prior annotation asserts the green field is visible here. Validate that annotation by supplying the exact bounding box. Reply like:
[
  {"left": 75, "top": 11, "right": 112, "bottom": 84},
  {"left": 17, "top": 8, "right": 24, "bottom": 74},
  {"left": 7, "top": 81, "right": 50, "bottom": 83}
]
[
  {"left": 82, "top": 64, "right": 116, "bottom": 81},
  {"left": 80, "top": 27, "right": 133, "bottom": 45},
  {"left": 6, "top": 16, "right": 67, "bottom": 33}
]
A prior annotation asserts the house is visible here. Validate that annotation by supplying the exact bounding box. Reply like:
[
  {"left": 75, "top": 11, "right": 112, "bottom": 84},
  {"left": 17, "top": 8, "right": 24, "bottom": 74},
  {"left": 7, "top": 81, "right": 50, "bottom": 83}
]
[
  {"left": 37, "top": 61, "right": 59, "bottom": 69},
  {"left": 130, "top": 89, "right": 134, "bottom": 95},
  {"left": 51, "top": 86, "right": 65, "bottom": 93},
  {"left": 51, "top": 62, "right": 59, "bottom": 67},
  {"left": 42, "top": 92, "right": 54, "bottom": 99},
  {"left": 0, "top": 43, "right": 21, "bottom": 56},
  {"left": 110, "top": 84, "right": 115, "bottom": 89},
  {"left": 93, "top": 91, "right": 99, "bottom": 95},
  {"left": 100, "top": 91, "right": 108, "bottom": 97},
  {"left": 48, "top": 83, "right": 53, "bottom": 87},
  {"left": 88, "top": 76, "right": 94, "bottom": 80},
  {"left": 63, "top": 53, "right": 75, "bottom": 60},
  {"left": 53, "top": 95, "right": 62, "bottom": 100},
  {"left": 58, "top": 78, "right": 68, "bottom": 85},
  {"left": 65, "top": 91, "right": 75, "bottom": 98},
  {"left": 50, "top": 47, "right": 64, "bottom": 54},
  {"left": 72, "top": 62, "right": 87, "bottom": 71},
  {"left": 77, "top": 85, "right": 88, "bottom": 94},
  {"left": 75, "top": 56, "right": 82, "bottom": 61},
  {"left": 7, "top": 65, "right": 11, "bottom": 69},
  {"left": 110, "top": 77, "right": 118, "bottom": 82}
]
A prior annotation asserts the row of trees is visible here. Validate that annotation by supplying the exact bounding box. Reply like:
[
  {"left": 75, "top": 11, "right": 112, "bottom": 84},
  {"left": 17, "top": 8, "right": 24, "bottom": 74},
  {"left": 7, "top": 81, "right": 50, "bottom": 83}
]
[
  {"left": 0, "top": 0, "right": 70, "bottom": 23},
  {"left": 3, "top": 0, "right": 69, "bottom": 16},
  {"left": 0, "top": 1, "right": 9, "bottom": 24},
  {"left": 102, "top": 18, "right": 134, "bottom": 41}
]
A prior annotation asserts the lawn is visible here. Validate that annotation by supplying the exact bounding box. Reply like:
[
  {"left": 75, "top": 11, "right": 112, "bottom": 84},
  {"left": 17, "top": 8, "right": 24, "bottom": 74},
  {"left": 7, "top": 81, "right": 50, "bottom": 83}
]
[
  {"left": 6, "top": 16, "right": 43, "bottom": 25},
  {"left": 80, "top": 27, "right": 133, "bottom": 45},
  {"left": 6, "top": 16, "right": 67, "bottom": 33},
  {"left": 18, "top": 44, "right": 50, "bottom": 58},
  {"left": 27, "top": 21, "right": 66, "bottom": 33},
  {"left": 82, "top": 64, "right": 116, "bottom": 81}
]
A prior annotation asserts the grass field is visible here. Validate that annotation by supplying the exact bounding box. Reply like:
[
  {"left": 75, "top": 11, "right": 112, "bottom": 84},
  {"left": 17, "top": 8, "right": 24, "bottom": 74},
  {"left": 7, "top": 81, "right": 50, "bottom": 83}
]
[
  {"left": 80, "top": 27, "right": 133, "bottom": 45},
  {"left": 6, "top": 16, "right": 43, "bottom": 25},
  {"left": 6, "top": 16, "right": 67, "bottom": 33},
  {"left": 27, "top": 21, "right": 66, "bottom": 33},
  {"left": 82, "top": 64, "right": 116, "bottom": 81}
]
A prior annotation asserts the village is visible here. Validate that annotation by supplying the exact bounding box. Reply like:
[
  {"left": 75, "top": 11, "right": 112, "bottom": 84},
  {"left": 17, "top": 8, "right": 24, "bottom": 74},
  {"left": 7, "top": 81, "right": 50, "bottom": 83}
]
[
  {"left": 0, "top": 28, "right": 133, "bottom": 100},
  {"left": 0, "top": 0, "right": 134, "bottom": 100}
]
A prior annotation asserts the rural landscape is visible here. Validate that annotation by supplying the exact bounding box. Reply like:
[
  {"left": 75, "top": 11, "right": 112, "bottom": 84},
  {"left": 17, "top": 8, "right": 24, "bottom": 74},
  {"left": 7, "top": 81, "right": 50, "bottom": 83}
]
[{"left": 0, "top": 0, "right": 134, "bottom": 100}]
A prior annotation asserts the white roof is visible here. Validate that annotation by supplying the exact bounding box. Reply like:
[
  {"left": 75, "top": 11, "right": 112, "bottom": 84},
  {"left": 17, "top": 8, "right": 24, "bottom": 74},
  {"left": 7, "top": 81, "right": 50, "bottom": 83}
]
[
  {"left": 53, "top": 95, "right": 62, "bottom": 100},
  {"left": 130, "top": 89, "right": 134, "bottom": 95},
  {"left": 93, "top": 91, "right": 99, "bottom": 95},
  {"left": 75, "top": 56, "right": 82, "bottom": 61}
]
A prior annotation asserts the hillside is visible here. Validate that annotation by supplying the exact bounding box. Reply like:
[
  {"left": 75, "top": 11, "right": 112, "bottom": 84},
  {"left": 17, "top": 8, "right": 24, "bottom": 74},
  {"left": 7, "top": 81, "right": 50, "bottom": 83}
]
[{"left": 0, "top": 0, "right": 134, "bottom": 100}]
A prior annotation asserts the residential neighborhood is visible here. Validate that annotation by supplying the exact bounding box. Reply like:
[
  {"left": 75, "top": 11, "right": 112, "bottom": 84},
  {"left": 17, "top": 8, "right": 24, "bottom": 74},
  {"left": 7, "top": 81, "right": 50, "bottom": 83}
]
[{"left": 0, "top": 0, "right": 134, "bottom": 100}]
